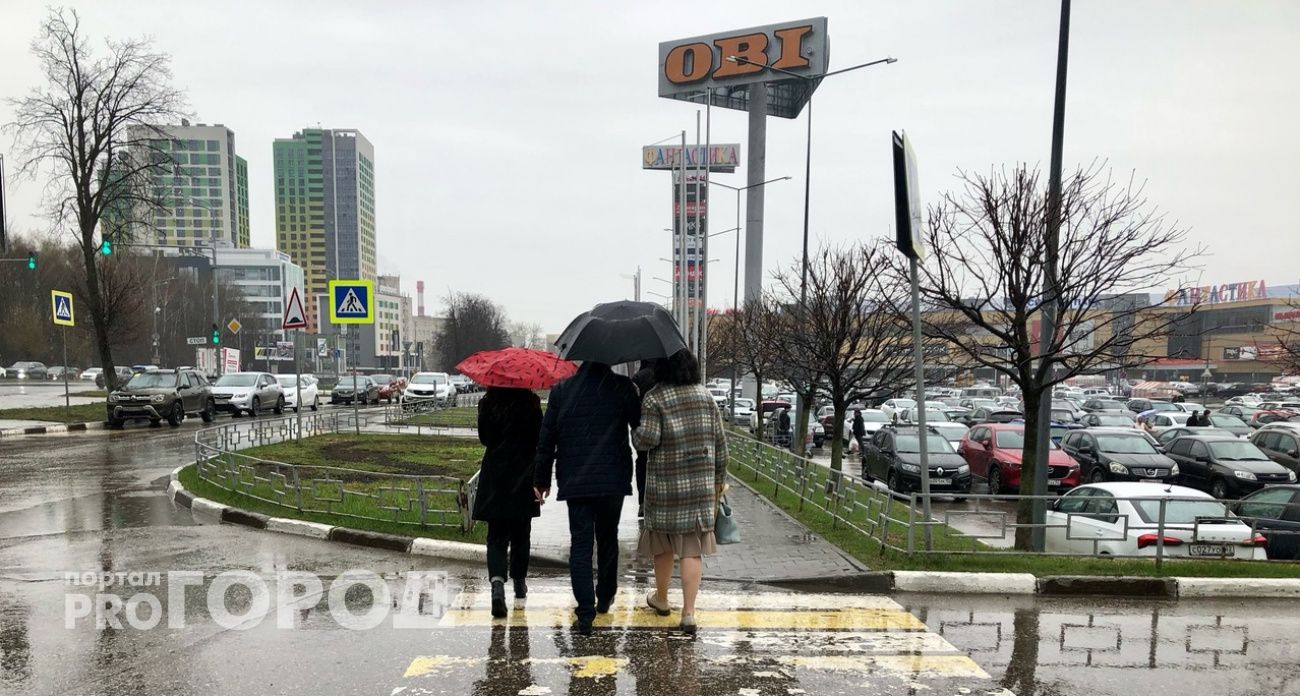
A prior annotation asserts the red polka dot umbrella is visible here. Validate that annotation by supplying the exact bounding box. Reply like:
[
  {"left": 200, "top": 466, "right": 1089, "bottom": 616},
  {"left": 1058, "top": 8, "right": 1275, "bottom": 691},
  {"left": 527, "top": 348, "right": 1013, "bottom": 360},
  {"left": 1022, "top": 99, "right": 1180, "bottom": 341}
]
[{"left": 455, "top": 347, "right": 578, "bottom": 390}]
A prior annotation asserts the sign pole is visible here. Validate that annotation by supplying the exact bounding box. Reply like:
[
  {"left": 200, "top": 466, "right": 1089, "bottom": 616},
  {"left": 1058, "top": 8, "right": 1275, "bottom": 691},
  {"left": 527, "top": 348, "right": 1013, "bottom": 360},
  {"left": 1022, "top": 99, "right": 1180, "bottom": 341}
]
[
  {"left": 909, "top": 255, "right": 933, "bottom": 551},
  {"left": 295, "top": 329, "right": 303, "bottom": 442},
  {"left": 352, "top": 324, "right": 360, "bottom": 436},
  {"left": 62, "top": 326, "right": 69, "bottom": 415}
]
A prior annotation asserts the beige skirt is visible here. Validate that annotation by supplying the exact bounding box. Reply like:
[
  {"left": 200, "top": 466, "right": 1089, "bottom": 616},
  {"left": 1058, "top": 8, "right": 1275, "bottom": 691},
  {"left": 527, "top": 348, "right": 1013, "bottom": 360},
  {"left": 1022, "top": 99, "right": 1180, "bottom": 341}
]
[{"left": 638, "top": 529, "right": 717, "bottom": 559}]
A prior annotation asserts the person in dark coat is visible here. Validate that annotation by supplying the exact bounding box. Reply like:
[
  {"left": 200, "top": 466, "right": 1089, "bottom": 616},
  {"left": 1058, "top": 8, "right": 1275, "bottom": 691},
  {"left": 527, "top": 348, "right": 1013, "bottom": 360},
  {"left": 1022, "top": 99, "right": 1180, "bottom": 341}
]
[
  {"left": 632, "top": 360, "right": 658, "bottom": 518},
  {"left": 473, "top": 387, "right": 543, "bottom": 619},
  {"left": 852, "top": 409, "right": 867, "bottom": 452},
  {"left": 533, "top": 361, "right": 641, "bottom": 635}
]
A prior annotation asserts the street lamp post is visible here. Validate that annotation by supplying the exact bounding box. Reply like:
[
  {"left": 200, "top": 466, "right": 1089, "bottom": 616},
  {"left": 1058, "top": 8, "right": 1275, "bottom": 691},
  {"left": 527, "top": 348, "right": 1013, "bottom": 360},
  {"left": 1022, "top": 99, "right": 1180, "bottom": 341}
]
[{"left": 710, "top": 176, "right": 792, "bottom": 423}]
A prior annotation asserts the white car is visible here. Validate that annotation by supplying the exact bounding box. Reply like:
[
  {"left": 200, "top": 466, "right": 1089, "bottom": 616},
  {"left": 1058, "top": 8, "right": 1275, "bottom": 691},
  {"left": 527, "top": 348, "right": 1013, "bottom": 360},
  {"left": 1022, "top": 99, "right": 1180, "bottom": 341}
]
[
  {"left": 80, "top": 367, "right": 103, "bottom": 382},
  {"left": 880, "top": 398, "right": 916, "bottom": 420},
  {"left": 841, "top": 409, "right": 890, "bottom": 444},
  {"left": 896, "top": 402, "right": 951, "bottom": 424},
  {"left": 405, "top": 372, "right": 454, "bottom": 404},
  {"left": 277, "top": 374, "right": 320, "bottom": 412},
  {"left": 1144, "top": 411, "right": 1192, "bottom": 434},
  {"left": 927, "top": 421, "right": 971, "bottom": 450},
  {"left": 726, "top": 398, "right": 755, "bottom": 424},
  {"left": 1045, "top": 482, "right": 1267, "bottom": 560},
  {"left": 1174, "top": 402, "right": 1207, "bottom": 414}
]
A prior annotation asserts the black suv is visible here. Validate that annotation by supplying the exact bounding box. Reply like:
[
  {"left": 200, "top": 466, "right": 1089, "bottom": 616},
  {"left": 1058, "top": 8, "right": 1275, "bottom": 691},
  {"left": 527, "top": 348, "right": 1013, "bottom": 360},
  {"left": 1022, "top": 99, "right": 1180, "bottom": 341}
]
[
  {"left": 1164, "top": 435, "right": 1296, "bottom": 499},
  {"left": 107, "top": 369, "right": 214, "bottom": 428},
  {"left": 1059, "top": 427, "right": 1178, "bottom": 484},
  {"left": 860, "top": 426, "right": 971, "bottom": 496}
]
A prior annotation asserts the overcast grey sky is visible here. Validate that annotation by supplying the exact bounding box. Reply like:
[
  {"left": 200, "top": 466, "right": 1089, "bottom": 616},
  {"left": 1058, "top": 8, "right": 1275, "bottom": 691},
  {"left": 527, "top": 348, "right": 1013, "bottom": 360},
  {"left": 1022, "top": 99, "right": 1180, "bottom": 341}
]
[{"left": 3, "top": 1, "right": 1299, "bottom": 332}]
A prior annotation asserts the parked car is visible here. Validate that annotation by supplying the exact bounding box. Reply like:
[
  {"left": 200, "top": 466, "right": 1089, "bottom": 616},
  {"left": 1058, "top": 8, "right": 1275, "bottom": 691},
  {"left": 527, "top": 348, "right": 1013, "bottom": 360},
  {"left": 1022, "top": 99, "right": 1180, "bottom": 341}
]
[
  {"left": 6, "top": 361, "right": 48, "bottom": 380},
  {"left": 448, "top": 374, "right": 473, "bottom": 394},
  {"left": 969, "top": 407, "right": 1023, "bottom": 425},
  {"left": 1248, "top": 428, "right": 1300, "bottom": 475},
  {"left": 726, "top": 398, "right": 755, "bottom": 425},
  {"left": 1258, "top": 400, "right": 1300, "bottom": 413},
  {"left": 860, "top": 426, "right": 971, "bottom": 496},
  {"left": 95, "top": 366, "right": 135, "bottom": 389},
  {"left": 1080, "top": 412, "right": 1140, "bottom": 428},
  {"left": 331, "top": 375, "right": 381, "bottom": 405},
  {"left": 1081, "top": 398, "right": 1126, "bottom": 413},
  {"left": 1164, "top": 435, "right": 1296, "bottom": 499},
  {"left": 1060, "top": 428, "right": 1179, "bottom": 484},
  {"left": 1203, "top": 413, "right": 1251, "bottom": 438},
  {"left": 927, "top": 422, "right": 970, "bottom": 450},
  {"left": 1174, "top": 402, "right": 1207, "bottom": 414},
  {"left": 1219, "top": 404, "right": 1261, "bottom": 423},
  {"left": 958, "top": 423, "right": 1080, "bottom": 494},
  {"left": 1126, "top": 398, "right": 1180, "bottom": 414},
  {"left": 1231, "top": 485, "right": 1300, "bottom": 560},
  {"left": 106, "top": 369, "right": 214, "bottom": 428},
  {"left": 79, "top": 367, "right": 103, "bottom": 383},
  {"left": 959, "top": 397, "right": 999, "bottom": 411},
  {"left": 276, "top": 374, "right": 320, "bottom": 412},
  {"left": 46, "top": 365, "right": 80, "bottom": 381},
  {"left": 1044, "top": 482, "right": 1267, "bottom": 559},
  {"left": 840, "top": 408, "right": 890, "bottom": 444},
  {"left": 1246, "top": 409, "right": 1299, "bottom": 429},
  {"left": 405, "top": 372, "right": 453, "bottom": 404},
  {"left": 880, "top": 398, "right": 916, "bottom": 420},
  {"left": 1153, "top": 427, "right": 1237, "bottom": 451},
  {"left": 211, "top": 372, "right": 285, "bottom": 417},
  {"left": 1143, "top": 411, "right": 1193, "bottom": 434},
  {"left": 1226, "top": 395, "right": 1262, "bottom": 407},
  {"left": 370, "top": 374, "right": 407, "bottom": 403}
]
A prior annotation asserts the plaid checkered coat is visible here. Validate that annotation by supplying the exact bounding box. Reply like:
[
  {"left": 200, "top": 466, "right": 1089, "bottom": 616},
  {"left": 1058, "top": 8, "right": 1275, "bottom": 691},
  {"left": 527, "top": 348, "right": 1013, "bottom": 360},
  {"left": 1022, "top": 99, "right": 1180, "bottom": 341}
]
[{"left": 632, "top": 383, "right": 729, "bottom": 534}]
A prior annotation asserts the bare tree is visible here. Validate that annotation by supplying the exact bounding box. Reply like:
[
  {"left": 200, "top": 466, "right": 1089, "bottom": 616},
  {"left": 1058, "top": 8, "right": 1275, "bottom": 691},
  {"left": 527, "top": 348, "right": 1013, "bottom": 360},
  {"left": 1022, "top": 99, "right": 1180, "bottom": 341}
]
[
  {"left": 5, "top": 9, "right": 188, "bottom": 389},
  {"left": 753, "top": 294, "right": 824, "bottom": 456},
  {"left": 888, "top": 164, "right": 1202, "bottom": 548},
  {"left": 436, "top": 292, "right": 510, "bottom": 372},
  {"left": 772, "top": 243, "right": 918, "bottom": 472},
  {"left": 508, "top": 321, "right": 545, "bottom": 350},
  {"left": 733, "top": 298, "right": 781, "bottom": 437}
]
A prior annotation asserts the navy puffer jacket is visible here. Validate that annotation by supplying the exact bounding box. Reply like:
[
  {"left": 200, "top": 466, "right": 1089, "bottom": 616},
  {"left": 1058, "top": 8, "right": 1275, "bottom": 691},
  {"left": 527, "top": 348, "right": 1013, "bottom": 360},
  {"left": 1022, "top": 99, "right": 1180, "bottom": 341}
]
[{"left": 533, "top": 363, "right": 641, "bottom": 500}]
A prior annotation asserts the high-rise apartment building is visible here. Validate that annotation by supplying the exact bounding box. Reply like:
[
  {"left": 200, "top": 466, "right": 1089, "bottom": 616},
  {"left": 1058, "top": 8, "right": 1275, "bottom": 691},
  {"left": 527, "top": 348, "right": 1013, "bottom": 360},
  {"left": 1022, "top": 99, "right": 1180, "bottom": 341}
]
[
  {"left": 129, "top": 122, "right": 250, "bottom": 248},
  {"left": 273, "top": 128, "right": 376, "bottom": 331}
]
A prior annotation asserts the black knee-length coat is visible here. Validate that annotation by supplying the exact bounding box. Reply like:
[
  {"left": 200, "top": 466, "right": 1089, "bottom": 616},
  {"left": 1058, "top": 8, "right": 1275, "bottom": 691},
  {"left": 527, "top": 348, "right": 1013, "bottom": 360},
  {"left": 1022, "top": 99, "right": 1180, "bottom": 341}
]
[{"left": 472, "top": 390, "right": 543, "bottom": 521}]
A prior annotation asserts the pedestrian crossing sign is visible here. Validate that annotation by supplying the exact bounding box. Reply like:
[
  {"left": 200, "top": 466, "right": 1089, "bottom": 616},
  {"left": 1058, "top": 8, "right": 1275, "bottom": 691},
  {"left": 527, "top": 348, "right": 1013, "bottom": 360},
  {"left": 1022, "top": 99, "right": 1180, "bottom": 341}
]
[
  {"left": 328, "top": 280, "right": 375, "bottom": 324},
  {"left": 50, "top": 290, "right": 75, "bottom": 327}
]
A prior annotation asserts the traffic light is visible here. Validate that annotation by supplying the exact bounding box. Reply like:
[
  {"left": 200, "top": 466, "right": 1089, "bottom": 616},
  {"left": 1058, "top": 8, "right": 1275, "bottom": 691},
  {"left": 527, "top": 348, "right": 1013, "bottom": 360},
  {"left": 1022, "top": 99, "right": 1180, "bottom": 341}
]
[
  {"left": 100, "top": 238, "right": 112, "bottom": 256},
  {"left": 26, "top": 252, "right": 36, "bottom": 270},
  {"left": 211, "top": 323, "right": 220, "bottom": 345}
]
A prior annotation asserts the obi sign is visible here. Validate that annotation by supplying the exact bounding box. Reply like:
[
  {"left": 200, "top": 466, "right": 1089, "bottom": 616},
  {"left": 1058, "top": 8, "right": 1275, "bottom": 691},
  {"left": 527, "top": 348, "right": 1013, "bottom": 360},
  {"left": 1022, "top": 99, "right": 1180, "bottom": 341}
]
[{"left": 658, "top": 18, "right": 828, "bottom": 119}]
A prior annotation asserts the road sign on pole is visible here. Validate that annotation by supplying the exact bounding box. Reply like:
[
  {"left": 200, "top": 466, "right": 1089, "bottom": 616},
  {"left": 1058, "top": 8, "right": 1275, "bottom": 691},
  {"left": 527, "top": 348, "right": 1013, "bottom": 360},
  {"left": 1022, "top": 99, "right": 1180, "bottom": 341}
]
[
  {"left": 227, "top": 318, "right": 243, "bottom": 335},
  {"left": 328, "top": 280, "right": 375, "bottom": 324},
  {"left": 187, "top": 337, "right": 208, "bottom": 345},
  {"left": 282, "top": 287, "right": 308, "bottom": 330},
  {"left": 50, "top": 290, "right": 75, "bottom": 327}
]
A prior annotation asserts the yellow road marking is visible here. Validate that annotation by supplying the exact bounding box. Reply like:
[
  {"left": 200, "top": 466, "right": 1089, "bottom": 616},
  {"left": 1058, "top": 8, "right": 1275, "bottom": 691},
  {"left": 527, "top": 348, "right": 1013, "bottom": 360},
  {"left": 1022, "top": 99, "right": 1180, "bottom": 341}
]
[
  {"left": 448, "top": 589, "right": 902, "bottom": 612},
  {"left": 402, "top": 655, "right": 481, "bottom": 678},
  {"left": 439, "top": 606, "right": 925, "bottom": 630}
]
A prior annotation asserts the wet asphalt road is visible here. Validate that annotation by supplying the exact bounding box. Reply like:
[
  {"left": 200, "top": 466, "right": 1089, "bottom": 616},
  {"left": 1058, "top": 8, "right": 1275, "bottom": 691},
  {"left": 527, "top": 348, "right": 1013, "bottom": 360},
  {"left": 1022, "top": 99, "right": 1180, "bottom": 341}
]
[{"left": 2, "top": 426, "right": 1300, "bottom": 695}]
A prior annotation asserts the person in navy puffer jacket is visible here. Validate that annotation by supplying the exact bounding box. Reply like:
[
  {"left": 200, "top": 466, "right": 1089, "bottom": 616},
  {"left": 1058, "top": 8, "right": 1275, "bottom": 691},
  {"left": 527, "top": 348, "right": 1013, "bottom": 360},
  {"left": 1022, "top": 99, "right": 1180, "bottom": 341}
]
[{"left": 533, "top": 361, "right": 641, "bottom": 634}]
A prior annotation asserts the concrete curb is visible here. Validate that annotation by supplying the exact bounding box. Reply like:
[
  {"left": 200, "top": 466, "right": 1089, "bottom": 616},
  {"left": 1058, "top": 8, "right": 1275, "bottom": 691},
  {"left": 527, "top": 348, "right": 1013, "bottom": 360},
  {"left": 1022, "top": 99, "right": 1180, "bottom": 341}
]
[
  {"left": 1176, "top": 577, "right": 1300, "bottom": 599},
  {"left": 1038, "top": 575, "right": 1178, "bottom": 599},
  {"left": 894, "top": 570, "right": 1038, "bottom": 595},
  {"left": 0, "top": 421, "right": 105, "bottom": 438}
]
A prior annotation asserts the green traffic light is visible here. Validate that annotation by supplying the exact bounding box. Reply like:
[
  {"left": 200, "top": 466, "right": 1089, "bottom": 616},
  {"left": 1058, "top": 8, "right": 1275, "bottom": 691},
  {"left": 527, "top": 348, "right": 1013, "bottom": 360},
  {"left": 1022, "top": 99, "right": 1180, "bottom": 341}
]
[
  {"left": 101, "top": 239, "right": 112, "bottom": 256},
  {"left": 211, "top": 324, "right": 220, "bottom": 345},
  {"left": 27, "top": 253, "right": 36, "bottom": 270}
]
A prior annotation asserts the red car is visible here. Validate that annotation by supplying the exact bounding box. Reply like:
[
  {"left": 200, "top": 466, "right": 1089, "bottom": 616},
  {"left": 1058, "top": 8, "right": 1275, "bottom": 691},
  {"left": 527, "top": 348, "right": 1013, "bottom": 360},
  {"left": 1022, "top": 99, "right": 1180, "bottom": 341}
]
[
  {"left": 370, "top": 374, "right": 407, "bottom": 404},
  {"left": 957, "top": 423, "right": 1080, "bottom": 494},
  {"left": 1250, "top": 409, "right": 1299, "bottom": 428}
]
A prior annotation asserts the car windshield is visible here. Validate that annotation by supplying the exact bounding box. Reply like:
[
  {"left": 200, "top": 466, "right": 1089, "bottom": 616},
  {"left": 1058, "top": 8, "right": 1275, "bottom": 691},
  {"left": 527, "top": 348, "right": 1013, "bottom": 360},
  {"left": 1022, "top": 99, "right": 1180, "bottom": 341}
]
[
  {"left": 1051, "top": 410, "right": 1075, "bottom": 421},
  {"left": 214, "top": 374, "right": 257, "bottom": 387},
  {"left": 1096, "top": 434, "right": 1158, "bottom": 454},
  {"left": 1131, "top": 498, "right": 1232, "bottom": 524},
  {"left": 338, "top": 377, "right": 370, "bottom": 388},
  {"left": 1208, "top": 415, "right": 1246, "bottom": 428},
  {"left": 862, "top": 411, "right": 888, "bottom": 423},
  {"left": 735, "top": 399, "right": 753, "bottom": 408},
  {"left": 276, "top": 375, "right": 300, "bottom": 387},
  {"left": 1094, "top": 415, "right": 1134, "bottom": 426},
  {"left": 932, "top": 425, "right": 968, "bottom": 441},
  {"left": 125, "top": 373, "right": 176, "bottom": 389},
  {"left": 969, "top": 399, "right": 997, "bottom": 408},
  {"left": 1209, "top": 441, "right": 1270, "bottom": 461},
  {"left": 1149, "top": 402, "right": 1180, "bottom": 412},
  {"left": 994, "top": 430, "right": 1060, "bottom": 450},
  {"left": 371, "top": 374, "right": 394, "bottom": 384},
  {"left": 893, "top": 399, "right": 916, "bottom": 408},
  {"left": 410, "top": 374, "right": 446, "bottom": 385},
  {"left": 895, "top": 433, "right": 953, "bottom": 453}
]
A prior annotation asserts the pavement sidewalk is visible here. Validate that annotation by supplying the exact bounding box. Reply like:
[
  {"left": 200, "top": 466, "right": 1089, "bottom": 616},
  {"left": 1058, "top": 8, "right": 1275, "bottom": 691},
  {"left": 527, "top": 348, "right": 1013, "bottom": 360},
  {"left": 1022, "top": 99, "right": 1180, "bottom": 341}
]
[{"left": 527, "top": 475, "right": 866, "bottom": 583}]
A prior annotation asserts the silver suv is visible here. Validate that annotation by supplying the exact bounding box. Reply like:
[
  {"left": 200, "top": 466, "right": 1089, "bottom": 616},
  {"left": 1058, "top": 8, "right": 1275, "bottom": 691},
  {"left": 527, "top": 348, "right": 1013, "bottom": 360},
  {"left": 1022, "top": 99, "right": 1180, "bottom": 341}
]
[{"left": 210, "top": 372, "right": 285, "bottom": 417}]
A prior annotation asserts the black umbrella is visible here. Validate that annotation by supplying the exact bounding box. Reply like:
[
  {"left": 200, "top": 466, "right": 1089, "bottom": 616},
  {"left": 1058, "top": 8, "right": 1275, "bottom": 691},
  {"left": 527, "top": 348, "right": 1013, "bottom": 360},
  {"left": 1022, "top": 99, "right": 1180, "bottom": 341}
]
[{"left": 554, "top": 300, "right": 687, "bottom": 364}]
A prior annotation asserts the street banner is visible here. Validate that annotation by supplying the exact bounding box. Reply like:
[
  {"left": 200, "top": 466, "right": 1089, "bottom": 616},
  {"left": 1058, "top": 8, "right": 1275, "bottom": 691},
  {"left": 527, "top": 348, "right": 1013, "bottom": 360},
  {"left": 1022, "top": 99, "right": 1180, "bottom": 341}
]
[
  {"left": 317, "top": 338, "right": 328, "bottom": 357},
  {"left": 892, "top": 130, "right": 925, "bottom": 260},
  {"left": 221, "top": 347, "right": 240, "bottom": 373}
]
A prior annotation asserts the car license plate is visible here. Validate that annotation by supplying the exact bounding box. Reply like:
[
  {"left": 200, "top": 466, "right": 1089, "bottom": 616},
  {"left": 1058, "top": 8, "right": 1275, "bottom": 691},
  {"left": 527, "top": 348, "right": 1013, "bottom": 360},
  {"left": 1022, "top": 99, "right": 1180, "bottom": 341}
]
[
  {"left": 1189, "top": 544, "right": 1231, "bottom": 557},
  {"left": 1049, "top": 478, "right": 1064, "bottom": 487},
  {"left": 1140, "top": 478, "right": 1162, "bottom": 483},
  {"left": 929, "top": 478, "right": 951, "bottom": 485}
]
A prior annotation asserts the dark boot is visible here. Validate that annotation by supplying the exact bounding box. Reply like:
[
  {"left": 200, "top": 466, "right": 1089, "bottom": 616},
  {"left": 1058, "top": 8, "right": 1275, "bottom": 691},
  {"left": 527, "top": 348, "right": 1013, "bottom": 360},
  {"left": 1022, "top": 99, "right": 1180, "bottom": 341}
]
[
  {"left": 513, "top": 577, "right": 527, "bottom": 599},
  {"left": 490, "top": 578, "right": 507, "bottom": 619}
]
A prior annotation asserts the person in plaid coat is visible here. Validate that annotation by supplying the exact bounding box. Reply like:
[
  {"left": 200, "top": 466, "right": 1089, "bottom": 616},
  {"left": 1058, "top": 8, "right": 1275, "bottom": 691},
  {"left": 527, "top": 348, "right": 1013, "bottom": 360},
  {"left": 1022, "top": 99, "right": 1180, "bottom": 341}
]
[{"left": 632, "top": 348, "right": 728, "bottom": 635}]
